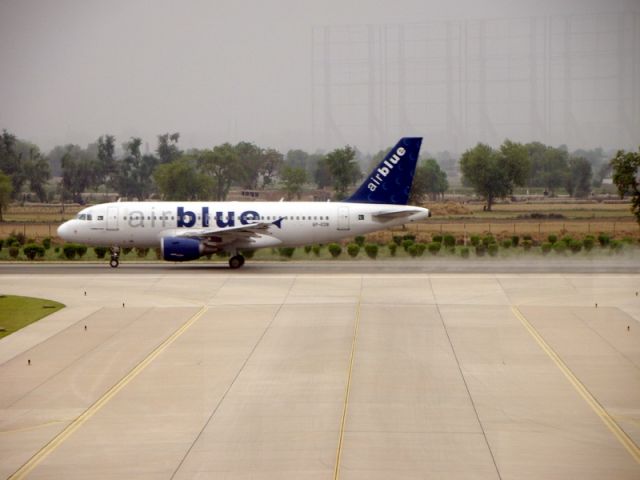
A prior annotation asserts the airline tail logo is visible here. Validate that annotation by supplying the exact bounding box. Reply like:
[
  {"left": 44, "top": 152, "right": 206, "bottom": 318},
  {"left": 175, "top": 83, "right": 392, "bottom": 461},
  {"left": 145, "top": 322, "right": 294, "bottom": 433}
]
[{"left": 367, "top": 147, "right": 406, "bottom": 192}]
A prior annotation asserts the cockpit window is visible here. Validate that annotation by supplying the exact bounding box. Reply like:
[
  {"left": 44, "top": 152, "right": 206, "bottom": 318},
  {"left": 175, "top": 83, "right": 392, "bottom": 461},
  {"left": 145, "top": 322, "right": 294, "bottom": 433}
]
[
  {"left": 78, "top": 214, "right": 86, "bottom": 220},
  {"left": 86, "top": 214, "right": 92, "bottom": 221}
]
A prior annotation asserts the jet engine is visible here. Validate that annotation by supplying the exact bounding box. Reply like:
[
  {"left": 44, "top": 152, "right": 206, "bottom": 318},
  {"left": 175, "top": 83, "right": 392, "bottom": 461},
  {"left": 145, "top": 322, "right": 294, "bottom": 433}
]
[{"left": 161, "top": 237, "right": 215, "bottom": 262}]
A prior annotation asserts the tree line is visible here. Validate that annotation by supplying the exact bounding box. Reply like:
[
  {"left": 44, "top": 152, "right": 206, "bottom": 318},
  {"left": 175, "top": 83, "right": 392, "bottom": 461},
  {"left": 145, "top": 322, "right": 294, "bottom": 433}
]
[{"left": 0, "top": 128, "right": 638, "bottom": 223}]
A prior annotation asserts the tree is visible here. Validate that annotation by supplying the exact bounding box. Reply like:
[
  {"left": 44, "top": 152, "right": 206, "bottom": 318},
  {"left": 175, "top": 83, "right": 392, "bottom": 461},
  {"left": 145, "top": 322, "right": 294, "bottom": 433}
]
[
  {"left": 611, "top": 147, "right": 640, "bottom": 224},
  {"left": 197, "top": 143, "right": 239, "bottom": 200},
  {"left": 0, "top": 129, "right": 26, "bottom": 198},
  {"left": 0, "top": 171, "right": 12, "bottom": 221},
  {"left": 96, "top": 135, "right": 116, "bottom": 187},
  {"left": 61, "top": 145, "right": 96, "bottom": 203},
  {"left": 23, "top": 146, "right": 50, "bottom": 202},
  {"left": 285, "top": 149, "right": 309, "bottom": 170},
  {"left": 260, "top": 148, "right": 283, "bottom": 187},
  {"left": 235, "top": 141, "right": 263, "bottom": 189},
  {"left": 112, "top": 137, "right": 157, "bottom": 200},
  {"left": 280, "top": 166, "right": 306, "bottom": 200},
  {"left": 565, "top": 157, "right": 592, "bottom": 198},
  {"left": 460, "top": 140, "right": 529, "bottom": 210},
  {"left": 156, "top": 132, "right": 181, "bottom": 164},
  {"left": 324, "top": 146, "right": 361, "bottom": 200},
  {"left": 409, "top": 158, "right": 448, "bottom": 204},
  {"left": 154, "top": 157, "right": 207, "bottom": 200},
  {"left": 525, "top": 142, "right": 568, "bottom": 194}
]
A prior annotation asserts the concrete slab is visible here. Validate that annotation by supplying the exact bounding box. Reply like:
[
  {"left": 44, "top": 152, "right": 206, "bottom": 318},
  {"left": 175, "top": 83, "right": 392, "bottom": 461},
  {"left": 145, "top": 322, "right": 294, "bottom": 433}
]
[{"left": 0, "top": 271, "right": 638, "bottom": 479}]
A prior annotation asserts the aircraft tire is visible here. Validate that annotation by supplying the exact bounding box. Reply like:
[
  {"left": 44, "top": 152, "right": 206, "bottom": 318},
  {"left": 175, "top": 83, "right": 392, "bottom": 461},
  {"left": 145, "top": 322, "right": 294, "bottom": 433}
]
[
  {"left": 109, "top": 258, "right": 119, "bottom": 268},
  {"left": 229, "top": 255, "right": 245, "bottom": 269}
]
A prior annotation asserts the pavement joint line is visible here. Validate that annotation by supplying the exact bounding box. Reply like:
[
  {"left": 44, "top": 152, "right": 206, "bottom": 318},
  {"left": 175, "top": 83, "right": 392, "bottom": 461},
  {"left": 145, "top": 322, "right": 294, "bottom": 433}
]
[
  {"left": 333, "top": 279, "right": 362, "bottom": 480},
  {"left": 512, "top": 306, "right": 640, "bottom": 464},
  {"left": 7, "top": 305, "right": 209, "bottom": 480}
]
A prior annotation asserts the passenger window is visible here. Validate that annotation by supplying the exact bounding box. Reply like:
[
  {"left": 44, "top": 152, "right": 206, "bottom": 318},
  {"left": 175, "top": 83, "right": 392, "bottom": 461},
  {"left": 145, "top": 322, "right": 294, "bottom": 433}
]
[
  {"left": 98, "top": 216, "right": 103, "bottom": 221},
  {"left": 358, "top": 214, "right": 364, "bottom": 220}
]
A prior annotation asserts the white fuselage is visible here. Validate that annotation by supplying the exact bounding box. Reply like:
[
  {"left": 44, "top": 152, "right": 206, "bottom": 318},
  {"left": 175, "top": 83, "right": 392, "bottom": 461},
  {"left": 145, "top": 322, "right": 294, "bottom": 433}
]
[{"left": 57, "top": 201, "right": 429, "bottom": 250}]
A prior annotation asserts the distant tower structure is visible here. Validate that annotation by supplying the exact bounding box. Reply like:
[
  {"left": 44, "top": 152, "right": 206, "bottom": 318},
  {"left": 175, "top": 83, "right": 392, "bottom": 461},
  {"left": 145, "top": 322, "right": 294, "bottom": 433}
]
[{"left": 311, "top": 12, "right": 640, "bottom": 152}]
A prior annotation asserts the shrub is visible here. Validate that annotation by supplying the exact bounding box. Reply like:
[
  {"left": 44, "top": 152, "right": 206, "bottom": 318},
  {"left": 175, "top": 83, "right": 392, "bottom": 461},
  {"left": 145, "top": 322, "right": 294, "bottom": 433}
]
[
  {"left": 328, "top": 243, "right": 342, "bottom": 258},
  {"left": 432, "top": 234, "right": 443, "bottom": 244},
  {"left": 8, "top": 246, "right": 20, "bottom": 259},
  {"left": 407, "top": 244, "right": 418, "bottom": 257},
  {"left": 278, "top": 247, "right": 296, "bottom": 258},
  {"left": 402, "top": 234, "right": 416, "bottom": 242},
  {"left": 155, "top": 247, "right": 162, "bottom": 259},
  {"left": 501, "top": 239, "right": 512, "bottom": 249},
  {"left": 354, "top": 235, "right": 365, "bottom": 247},
  {"left": 482, "top": 235, "right": 495, "bottom": 246},
  {"left": 14, "top": 231, "right": 26, "bottom": 245},
  {"left": 460, "top": 246, "right": 470, "bottom": 258},
  {"left": 122, "top": 247, "right": 133, "bottom": 256},
  {"left": 402, "top": 239, "right": 414, "bottom": 252},
  {"left": 347, "top": 243, "right": 360, "bottom": 258},
  {"left": 63, "top": 243, "right": 77, "bottom": 260},
  {"left": 54, "top": 246, "right": 60, "bottom": 253},
  {"left": 511, "top": 235, "right": 520, "bottom": 247},
  {"left": 488, "top": 243, "right": 499, "bottom": 256},
  {"left": 392, "top": 235, "right": 403, "bottom": 246},
  {"left": 415, "top": 243, "right": 427, "bottom": 256},
  {"left": 94, "top": 246, "right": 108, "bottom": 259},
  {"left": 561, "top": 235, "right": 573, "bottom": 244},
  {"left": 427, "top": 242, "right": 441, "bottom": 255},
  {"left": 541, "top": 242, "right": 552, "bottom": 254},
  {"left": 364, "top": 243, "right": 379, "bottom": 259},
  {"left": 475, "top": 244, "right": 486, "bottom": 256},
  {"left": 443, "top": 234, "right": 455, "bottom": 247},
  {"left": 312, "top": 245, "right": 321, "bottom": 256},
  {"left": 597, "top": 233, "right": 610, "bottom": 247},
  {"left": 42, "top": 237, "right": 52, "bottom": 250},
  {"left": 569, "top": 239, "right": 583, "bottom": 253},
  {"left": 304, "top": 245, "right": 312, "bottom": 254},
  {"left": 76, "top": 244, "right": 88, "bottom": 258},
  {"left": 0, "top": 239, "right": 4, "bottom": 249},
  {"left": 136, "top": 247, "right": 149, "bottom": 258},
  {"left": 522, "top": 240, "right": 533, "bottom": 251},
  {"left": 241, "top": 249, "right": 255, "bottom": 259},
  {"left": 610, "top": 240, "right": 623, "bottom": 253},
  {"left": 548, "top": 234, "right": 558, "bottom": 244},
  {"left": 553, "top": 241, "right": 567, "bottom": 254},
  {"left": 523, "top": 234, "right": 532, "bottom": 241},
  {"left": 387, "top": 242, "right": 397, "bottom": 256},
  {"left": 583, "top": 237, "right": 595, "bottom": 251},
  {"left": 5, "top": 234, "right": 18, "bottom": 246},
  {"left": 470, "top": 235, "right": 480, "bottom": 247},
  {"left": 23, "top": 243, "right": 45, "bottom": 260}
]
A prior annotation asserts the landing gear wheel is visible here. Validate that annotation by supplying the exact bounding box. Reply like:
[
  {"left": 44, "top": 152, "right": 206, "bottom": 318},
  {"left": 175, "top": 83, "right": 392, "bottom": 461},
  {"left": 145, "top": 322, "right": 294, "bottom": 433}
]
[
  {"left": 229, "top": 255, "right": 245, "bottom": 269},
  {"left": 109, "top": 246, "right": 120, "bottom": 268}
]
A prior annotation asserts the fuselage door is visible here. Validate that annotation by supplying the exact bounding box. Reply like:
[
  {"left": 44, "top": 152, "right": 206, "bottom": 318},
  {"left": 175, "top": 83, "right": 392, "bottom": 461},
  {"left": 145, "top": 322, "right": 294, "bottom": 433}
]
[
  {"left": 337, "top": 206, "right": 350, "bottom": 231},
  {"left": 106, "top": 206, "right": 119, "bottom": 231}
]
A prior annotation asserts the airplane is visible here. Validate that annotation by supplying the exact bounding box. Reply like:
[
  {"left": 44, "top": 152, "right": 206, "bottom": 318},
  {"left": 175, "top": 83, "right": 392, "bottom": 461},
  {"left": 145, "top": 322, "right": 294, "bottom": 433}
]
[{"left": 57, "top": 137, "right": 430, "bottom": 269}]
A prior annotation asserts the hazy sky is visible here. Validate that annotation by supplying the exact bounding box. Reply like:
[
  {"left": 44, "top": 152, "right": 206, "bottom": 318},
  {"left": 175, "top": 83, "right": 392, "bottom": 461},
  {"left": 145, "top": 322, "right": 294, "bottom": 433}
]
[{"left": 0, "top": 0, "right": 637, "bottom": 154}]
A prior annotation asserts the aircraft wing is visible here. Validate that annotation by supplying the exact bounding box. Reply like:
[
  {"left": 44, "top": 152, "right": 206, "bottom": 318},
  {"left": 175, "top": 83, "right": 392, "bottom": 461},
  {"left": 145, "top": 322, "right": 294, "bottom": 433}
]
[
  {"left": 371, "top": 208, "right": 424, "bottom": 220},
  {"left": 174, "top": 221, "right": 279, "bottom": 244}
]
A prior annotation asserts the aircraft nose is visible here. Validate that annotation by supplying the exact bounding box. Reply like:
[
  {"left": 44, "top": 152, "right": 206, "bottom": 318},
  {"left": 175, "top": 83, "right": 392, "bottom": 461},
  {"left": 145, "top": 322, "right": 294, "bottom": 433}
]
[{"left": 57, "top": 221, "right": 73, "bottom": 240}]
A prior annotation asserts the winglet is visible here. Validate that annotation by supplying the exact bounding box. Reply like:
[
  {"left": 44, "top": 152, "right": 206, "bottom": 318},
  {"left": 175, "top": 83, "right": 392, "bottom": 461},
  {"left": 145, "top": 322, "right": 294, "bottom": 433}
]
[{"left": 345, "top": 137, "right": 422, "bottom": 205}]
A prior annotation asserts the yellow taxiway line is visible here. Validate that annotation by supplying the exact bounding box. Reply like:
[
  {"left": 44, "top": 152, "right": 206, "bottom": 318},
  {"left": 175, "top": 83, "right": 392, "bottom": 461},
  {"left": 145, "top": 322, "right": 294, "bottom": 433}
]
[
  {"left": 512, "top": 306, "right": 640, "bottom": 464},
  {"left": 334, "top": 298, "right": 362, "bottom": 480},
  {"left": 9, "top": 305, "right": 209, "bottom": 480}
]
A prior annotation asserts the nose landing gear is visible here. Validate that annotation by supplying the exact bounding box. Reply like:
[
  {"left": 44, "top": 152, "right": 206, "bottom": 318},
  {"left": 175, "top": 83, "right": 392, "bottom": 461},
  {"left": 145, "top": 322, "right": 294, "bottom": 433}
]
[{"left": 109, "top": 246, "right": 120, "bottom": 268}]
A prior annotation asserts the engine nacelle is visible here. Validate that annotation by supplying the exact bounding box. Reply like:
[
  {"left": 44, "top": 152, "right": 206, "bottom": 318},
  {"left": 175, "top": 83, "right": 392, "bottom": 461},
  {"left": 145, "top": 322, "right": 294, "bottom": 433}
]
[{"left": 161, "top": 237, "right": 205, "bottom": 262}]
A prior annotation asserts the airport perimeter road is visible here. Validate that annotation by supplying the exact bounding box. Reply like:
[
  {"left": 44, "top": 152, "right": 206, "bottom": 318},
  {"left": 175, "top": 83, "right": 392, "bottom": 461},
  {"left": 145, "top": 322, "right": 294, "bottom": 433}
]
[{"left": 0, "top": 270, "right": 639, "bottom": 479}]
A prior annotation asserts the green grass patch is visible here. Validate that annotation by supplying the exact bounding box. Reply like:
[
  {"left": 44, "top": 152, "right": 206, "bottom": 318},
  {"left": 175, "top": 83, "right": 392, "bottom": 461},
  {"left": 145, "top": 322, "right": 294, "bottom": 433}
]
[{"left": 0, "top": 295, "right": 65, "bottom": 339}]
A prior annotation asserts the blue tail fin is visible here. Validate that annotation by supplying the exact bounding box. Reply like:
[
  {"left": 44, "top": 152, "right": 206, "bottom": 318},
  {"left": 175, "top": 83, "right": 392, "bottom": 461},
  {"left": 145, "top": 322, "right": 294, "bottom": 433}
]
[{"left": 345, "top": 137, "right": 422, "bottom": 205}]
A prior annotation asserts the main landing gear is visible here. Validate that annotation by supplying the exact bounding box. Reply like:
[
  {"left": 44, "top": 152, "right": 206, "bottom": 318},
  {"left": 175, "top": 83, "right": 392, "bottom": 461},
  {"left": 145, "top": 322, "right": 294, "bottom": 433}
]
[
  {"left": 109, "top": 246, "right": 120, "bottom": 268},
  {"left": 229, "top": 254, "right": 245, "bottom": 269}
]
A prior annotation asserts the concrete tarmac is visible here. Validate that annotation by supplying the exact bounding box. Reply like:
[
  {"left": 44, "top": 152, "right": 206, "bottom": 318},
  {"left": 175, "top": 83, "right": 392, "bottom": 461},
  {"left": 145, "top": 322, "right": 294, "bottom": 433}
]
[{"left": 0, "top": 266, "right": 639, "bottom": 479}]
